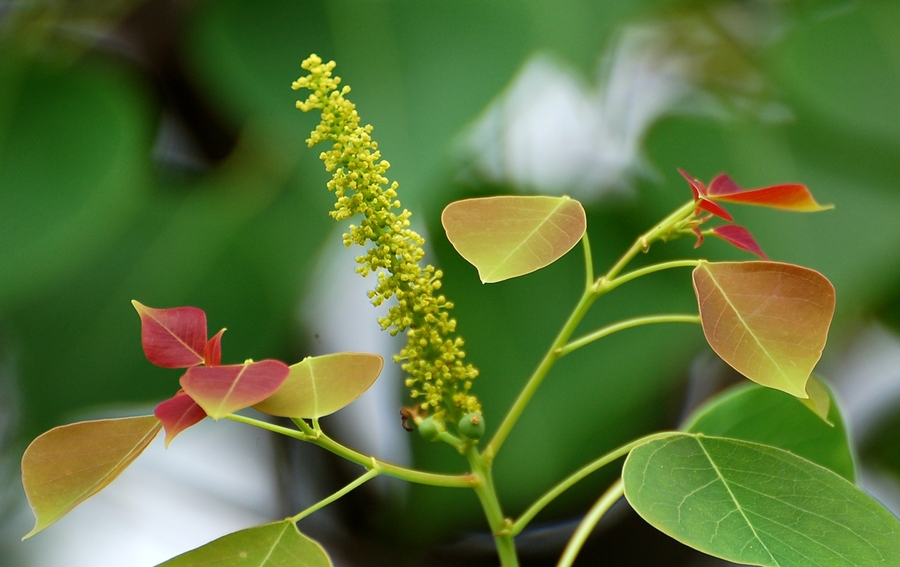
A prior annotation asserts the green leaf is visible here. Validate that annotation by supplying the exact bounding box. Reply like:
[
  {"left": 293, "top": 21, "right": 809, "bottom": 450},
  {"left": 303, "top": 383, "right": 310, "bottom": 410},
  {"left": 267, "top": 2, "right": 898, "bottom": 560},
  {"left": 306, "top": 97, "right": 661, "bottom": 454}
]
[
  {"left": 440, "top": 195, "right": 586, "bottom": 283},
  {"left": 21, "top": 415, "right": 162, "bottom": 539},
  {"left": 157, "top": 520, "right": 332, "bottom": 566},
  {"left": 692, "top": 261, "right": 835, "bottom": 397},
  {"left": 623, "top": 433, "right": 900, "bottom": 567},
  {"left": 254, "top": 353, "right": 383, "bottom": 419},
  {"left": 683, "top": 379, "right": 854, "bottom": 481}
]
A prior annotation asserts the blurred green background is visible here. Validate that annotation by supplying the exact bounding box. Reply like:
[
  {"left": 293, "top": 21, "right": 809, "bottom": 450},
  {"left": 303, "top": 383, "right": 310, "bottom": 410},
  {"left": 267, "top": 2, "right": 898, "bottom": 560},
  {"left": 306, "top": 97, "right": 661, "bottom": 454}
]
[{"left": 2, "top": 0, "right": 900, "bottom": 565}]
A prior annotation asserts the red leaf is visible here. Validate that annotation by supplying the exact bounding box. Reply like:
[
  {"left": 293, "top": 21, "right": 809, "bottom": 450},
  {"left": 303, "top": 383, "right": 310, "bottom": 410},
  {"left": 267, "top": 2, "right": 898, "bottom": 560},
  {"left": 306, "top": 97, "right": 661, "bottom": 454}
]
[
  {"left": 679, "top": 169, "right": 734, "bottom": 221},
  {"left": 711, "top": 225, "right": 768, "bottom": 260},
  {"left": 707, "top": 177, "right": 833, "bottom": 212},
  {"left": 678, "top": 168, "right": 705, "bottom": 200},
  {"left": 132, "top": 301, "right": 207, "bottom": 368},
  {"left": 697, "top": 198, "right": 734, "bottom": 221},
  {"left": 707, "top": 173, "right": 741, "bottom": 196},
  {"left": 180, "top": 360, "right": 290, "bottom": 419},
  {"left": 204, "top": 329, "right": 226, "bottom": 367},
  {"left": 692, "top": 226, "right": 704, "bottom": 248},
  {"left": 154, "top": 390, "right": 207, "bottom": 447}
]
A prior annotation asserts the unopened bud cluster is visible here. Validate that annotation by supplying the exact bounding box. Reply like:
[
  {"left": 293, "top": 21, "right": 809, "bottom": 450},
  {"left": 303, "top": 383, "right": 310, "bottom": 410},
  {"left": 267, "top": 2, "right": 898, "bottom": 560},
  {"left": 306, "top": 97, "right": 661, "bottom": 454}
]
[{"left": 294, "top": 54, "right": 480, "bottom": 422}]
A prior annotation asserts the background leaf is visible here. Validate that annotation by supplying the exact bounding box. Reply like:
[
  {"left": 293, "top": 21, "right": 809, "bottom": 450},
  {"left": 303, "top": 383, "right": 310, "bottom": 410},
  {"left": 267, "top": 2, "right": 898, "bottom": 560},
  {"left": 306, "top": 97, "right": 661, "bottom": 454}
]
[
  {"left": 440, "top": 196, "right": 586, "bottom": 283},
  {"left": 693, "top": 261, "right": 835, "bottom": 397},
  {"left": 21, "top": 415, "right": 161, "bottom": 538},
  {"left": 623, "top": 433, "right": 900, "bottom": 567},
  {"left": 683, "top": 380, "right": 854, "bottom": 481},
  {"left": 158, "top": 520, "right": 332, "bottom": 567},
  {"left": 254, "top": 353, "right": 383, "bottom": 419},
  {"left": 180, "top": 360, "right": 289, "bottom": 419}
]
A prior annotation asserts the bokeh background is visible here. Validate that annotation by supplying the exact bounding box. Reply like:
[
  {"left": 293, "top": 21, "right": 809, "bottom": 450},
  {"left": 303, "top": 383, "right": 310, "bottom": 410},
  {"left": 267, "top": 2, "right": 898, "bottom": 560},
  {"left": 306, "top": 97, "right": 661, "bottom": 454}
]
[{"left": 2, "top": 0, "right": 900, "bottom": 565}]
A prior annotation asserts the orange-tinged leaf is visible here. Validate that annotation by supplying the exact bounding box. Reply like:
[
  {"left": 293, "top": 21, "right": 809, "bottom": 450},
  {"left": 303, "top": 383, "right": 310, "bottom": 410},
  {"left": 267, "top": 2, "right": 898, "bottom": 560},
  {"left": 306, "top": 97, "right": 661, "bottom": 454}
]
[
  {"left": 441, "top": 195, "right": 586, "bottom": 283},
  {"left": 154, "top": 390, "right": 207, "bottom": 446},
  {"left": 254, "top": 353, "right": 383, "bottom": 418},
  {"left": 21, "top": 415, "right": 161, "bottom": 539},
  {"left": 692, "top": 261, "right": 835, "bottom": 398},
  {"left": 707, "top": 175, "right": 833, "bottom": 212},
  {"left": 132, "top": 300, "right": 207, "bottom": 368},
  {"left": 180, "top": 359, "right": 289, "bottom": 419}
]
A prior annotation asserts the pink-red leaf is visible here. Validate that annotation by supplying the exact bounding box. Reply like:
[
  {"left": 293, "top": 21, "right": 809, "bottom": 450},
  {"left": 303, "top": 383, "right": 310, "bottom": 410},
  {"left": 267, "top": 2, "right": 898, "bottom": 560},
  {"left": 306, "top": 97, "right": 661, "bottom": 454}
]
[
  {"left": 154, "top": 390, "right": 207, "bottom": 446},
  {"left": 204, "top": 328, "right": 225, "bottom": 367},
  {"left": 22, "top": 415, "right": 161, "bottom": 538},
  {"left": 697, "top": 198, "right": 734, "bottom": 221},
  {"left": 180, "top": 360, "right": 290, "bottom": 419},
  {"left": 678, "top": 169, "right": 733, "bottom": 220},
  {"left": 132, "top": 300, "right": 207, "bottom": 368},
  {"left": 710, "top": 225, "right": 768, "bottom": 259},
  {"left": 707, "top": 176, "right": 833, "bottom": 212},
  {"left": 693, "top": 261, "right": 835, "bottom": 398}
]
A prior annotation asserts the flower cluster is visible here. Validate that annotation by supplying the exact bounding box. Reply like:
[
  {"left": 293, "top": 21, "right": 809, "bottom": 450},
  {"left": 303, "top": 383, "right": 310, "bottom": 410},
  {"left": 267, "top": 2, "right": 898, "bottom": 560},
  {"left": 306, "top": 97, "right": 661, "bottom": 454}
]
[{"left": 294, "top": 54, "right": 480, "bottom": 423}]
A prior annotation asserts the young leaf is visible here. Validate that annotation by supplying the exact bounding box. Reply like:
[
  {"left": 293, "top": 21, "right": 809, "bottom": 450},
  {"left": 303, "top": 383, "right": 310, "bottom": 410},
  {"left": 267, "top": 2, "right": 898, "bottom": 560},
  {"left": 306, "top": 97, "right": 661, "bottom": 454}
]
[
  {"left": 682, "top": 380, "right": 853, "bottom": 481},
  {"left": 709, "top": 225, "right": 768, "bottom": 259},
  {"left": 441, "top": 195, "right": 586, "bottom": 283},
  {"left": 678, "top": 168, "right": 733, "bottom": 221},
  {"left": 692, "top": 261, "right": 835, "bottom": 398},
  {"left": 254, "top": 353, "right": 383, "bottom": 418},
  {"left": 707, "top": 174, "right": 833, "bottom": 212},
  {"left": 21, "top": 415, "right": 161, "bottom": 539},
  {"left": 154, "top": 390, "right": 207, "bottom": 447},
  {"left": 204, "top": 328, "right": 226, "bottom": 367},
  {"left": 623, "top": 434, "right": 900, "bottom": 567},
  {"left": 132, "top": 300, "right": 207, "bottom": 368},
  {"left": 157, "top": 520, "right": 332, "bottom": 567},
  {"left": 180, "top": 360, "right": 290, "bottom": 419}
]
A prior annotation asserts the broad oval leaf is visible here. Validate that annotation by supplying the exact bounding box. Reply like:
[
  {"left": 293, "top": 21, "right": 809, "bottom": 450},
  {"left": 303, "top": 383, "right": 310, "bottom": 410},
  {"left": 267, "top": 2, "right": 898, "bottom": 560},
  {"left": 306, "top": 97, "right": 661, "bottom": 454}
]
[
  {"left": 692, "top": 261, "right": 835, "bottom": 398},
  {"left": 683, "top": 379, "right": 854, "bottom": 481},
  {"left": 181, "top": 360, "right": 290, "bottom": 419},
  {"left": 154, "top": 390, "right": 207, "bottom": 447},
  {"left": 132, "top": 300, "right": 207, "bottom": 368},
  {"left": 22, "top": 415, "right": 161, "bottom": 538},
  {"left": 624, "top": 434, "right": 900, "bottom": 567},
  {"left": 254, "top": 353, "right": 383, "bottom": 418},
  {"left": 441, "top": 195, "right": 586, "bottom": 283},
  {"left": 157, "top": 520, "right": 332, "bottom": 567}
]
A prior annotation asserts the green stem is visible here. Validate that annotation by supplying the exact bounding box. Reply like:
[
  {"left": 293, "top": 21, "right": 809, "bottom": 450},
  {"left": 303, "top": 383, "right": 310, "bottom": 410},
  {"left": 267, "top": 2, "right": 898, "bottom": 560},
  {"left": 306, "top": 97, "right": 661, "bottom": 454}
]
[
  {"left": 468, "top": 447, "right": 519, "bottom": 567},
  {"left": 602, "top": 199, "right": 697, "bottom": 282},
  {"left": 225, "top": 414, "right": 476, "bottom": 488},
  {"left": 292, "top": 468, "right": 379, "bottom": 523},
  {"left": 557, "top": 314, "right": 701, "bottom": 358},
  {"left": 556, "top": 478, "right": 625, "bottom": 567},
  {"left": 482, "top": 287, "right": 597, "bottom": 464},
  {"left": 581, "top": 232, "right": 594, "bottom": 291},
  {"left": 511, "top": 432, "right": 674, "bottom": 536},
  {"left": 599, "top": 259, "right": 702, "bottom": 294}
]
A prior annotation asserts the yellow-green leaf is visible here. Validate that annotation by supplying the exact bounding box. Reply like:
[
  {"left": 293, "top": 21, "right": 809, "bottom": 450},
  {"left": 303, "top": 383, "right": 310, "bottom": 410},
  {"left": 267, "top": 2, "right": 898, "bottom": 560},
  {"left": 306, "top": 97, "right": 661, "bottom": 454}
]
[
  {"left": 158, "top": 520, "right": 332, "bottom": 566},
  {"left": 441, "top": 195, "right": 586, "bottom": 283},
  {"left": 254, "top": 353, "right": 383, "bottom": 418},
  {"left": 692, "top": 261, "right": 835, "bottom": 398},
  {"left": 22, "top": 415, "right": 161, "bottom": 539}
]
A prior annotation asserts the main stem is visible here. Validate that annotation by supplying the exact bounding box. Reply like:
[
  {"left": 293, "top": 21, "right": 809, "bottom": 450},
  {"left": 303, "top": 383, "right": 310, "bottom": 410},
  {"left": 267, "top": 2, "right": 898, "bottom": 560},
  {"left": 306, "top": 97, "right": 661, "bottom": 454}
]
[{"left": 468, "top": 447, "right": 519, "bottom": 567}]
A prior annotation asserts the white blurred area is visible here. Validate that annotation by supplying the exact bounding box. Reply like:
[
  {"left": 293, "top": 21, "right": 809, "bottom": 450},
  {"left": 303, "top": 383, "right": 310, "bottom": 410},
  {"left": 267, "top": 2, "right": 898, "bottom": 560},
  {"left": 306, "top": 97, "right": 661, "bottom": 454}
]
[
  {"left": 458, "top": 15, "right": 790, "bottom": 203},
  {"left": 13, "top": 415, "right": 281, "bottom": 567}
]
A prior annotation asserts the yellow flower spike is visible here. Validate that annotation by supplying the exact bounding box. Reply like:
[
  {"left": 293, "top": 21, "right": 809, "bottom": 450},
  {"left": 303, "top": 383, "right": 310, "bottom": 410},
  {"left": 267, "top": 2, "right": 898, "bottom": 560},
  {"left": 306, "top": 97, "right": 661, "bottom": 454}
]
[{"left": 295, "top": 55, "right": 481, "bottom": 424}]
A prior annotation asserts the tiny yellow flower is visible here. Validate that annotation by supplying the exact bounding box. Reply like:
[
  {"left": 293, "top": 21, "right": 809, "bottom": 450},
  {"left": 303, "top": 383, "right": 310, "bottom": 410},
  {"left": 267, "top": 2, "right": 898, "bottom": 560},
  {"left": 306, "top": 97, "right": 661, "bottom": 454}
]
[{"left": 294, "top": 54, "right": 480, "bottom": 423}]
